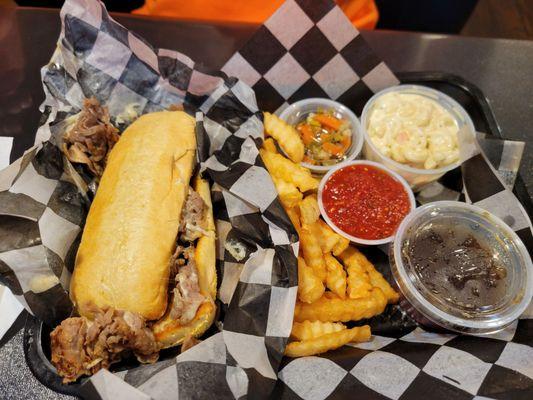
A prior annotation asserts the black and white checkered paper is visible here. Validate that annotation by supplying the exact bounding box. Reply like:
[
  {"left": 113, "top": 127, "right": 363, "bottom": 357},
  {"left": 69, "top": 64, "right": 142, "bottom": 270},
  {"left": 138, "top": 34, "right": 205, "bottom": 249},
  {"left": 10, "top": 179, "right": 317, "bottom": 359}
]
[
  {"left": 0, "top": 0, "right": 531, "bottom": 399},
  {"left": 222, "top": 0, "right": 399, "bottom": 115},
  {"left": 1, "top": 0, "right": 299, "bottom": 398}
]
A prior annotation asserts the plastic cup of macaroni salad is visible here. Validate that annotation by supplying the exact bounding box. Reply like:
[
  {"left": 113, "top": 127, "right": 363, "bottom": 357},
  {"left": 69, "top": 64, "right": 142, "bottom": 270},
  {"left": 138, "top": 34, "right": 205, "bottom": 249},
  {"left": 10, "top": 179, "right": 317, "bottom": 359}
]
[{"left": 361, "top": 85, "right": 475, "bottom": 190}]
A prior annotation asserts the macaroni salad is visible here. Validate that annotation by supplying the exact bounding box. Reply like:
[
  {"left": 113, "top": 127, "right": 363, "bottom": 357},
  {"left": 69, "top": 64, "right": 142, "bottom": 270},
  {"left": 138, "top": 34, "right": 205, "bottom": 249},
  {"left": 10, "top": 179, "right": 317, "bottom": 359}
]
[{"left": 367, "top": 92, "right": 460, "bottom": 170}]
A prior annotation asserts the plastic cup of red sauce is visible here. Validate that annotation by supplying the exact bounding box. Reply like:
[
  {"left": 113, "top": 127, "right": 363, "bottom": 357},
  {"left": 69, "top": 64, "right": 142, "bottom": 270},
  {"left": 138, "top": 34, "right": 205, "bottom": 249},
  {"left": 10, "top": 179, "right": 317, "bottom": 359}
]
[{"left": 318, "top": 160, "right": 416, "bottom": 245}]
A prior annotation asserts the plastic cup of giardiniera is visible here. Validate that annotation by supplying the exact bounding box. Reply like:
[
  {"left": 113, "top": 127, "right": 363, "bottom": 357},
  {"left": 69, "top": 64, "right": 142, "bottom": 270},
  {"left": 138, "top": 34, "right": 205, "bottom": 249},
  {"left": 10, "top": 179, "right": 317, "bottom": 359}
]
[{"left": 279, "top": 98, "right": 363, "bottom": 175}]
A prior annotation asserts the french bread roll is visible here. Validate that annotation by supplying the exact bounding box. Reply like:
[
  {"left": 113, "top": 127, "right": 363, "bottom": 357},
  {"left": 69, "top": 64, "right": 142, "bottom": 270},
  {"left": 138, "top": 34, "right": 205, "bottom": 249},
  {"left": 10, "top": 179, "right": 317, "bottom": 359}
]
[{"left": 70, "top": 111, "right": 196, "bottom": 320}]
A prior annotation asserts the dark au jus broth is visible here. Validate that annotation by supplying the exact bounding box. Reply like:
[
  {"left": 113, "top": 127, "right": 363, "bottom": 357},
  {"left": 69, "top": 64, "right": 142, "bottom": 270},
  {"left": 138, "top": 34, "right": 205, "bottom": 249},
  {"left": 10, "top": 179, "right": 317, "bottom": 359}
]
[{"left": 402, "top": 221, "right": 508, "bottom": 314}]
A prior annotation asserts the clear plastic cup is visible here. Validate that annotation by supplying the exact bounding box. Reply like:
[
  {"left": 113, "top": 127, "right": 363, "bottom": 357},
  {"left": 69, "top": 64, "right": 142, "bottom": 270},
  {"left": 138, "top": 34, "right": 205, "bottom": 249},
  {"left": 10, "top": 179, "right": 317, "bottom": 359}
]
[
  {"left": 279, "top": 98, "right": 363, "bottom": 175},
  {"left": 317, "top": 160, "right": 416, "bottom": 246},
  {"left": 391, "top": 201, "right": 533, "bottom": 334},
  {"left": 361, "top": 85, "right": 476, "bottom": 190}
]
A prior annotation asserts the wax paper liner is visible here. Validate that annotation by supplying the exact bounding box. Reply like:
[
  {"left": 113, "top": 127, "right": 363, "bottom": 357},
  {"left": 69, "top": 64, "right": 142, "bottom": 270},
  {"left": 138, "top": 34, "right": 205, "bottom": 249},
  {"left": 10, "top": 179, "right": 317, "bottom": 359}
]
[
  {"left": 220, "top": 3, "right": 532, "bottom": 398},
  {"left": 1, "top": 0, "right": 532, "bottom": 399},
  {"left": 0, "top": 0, "right": 301, "bottom": 398}
]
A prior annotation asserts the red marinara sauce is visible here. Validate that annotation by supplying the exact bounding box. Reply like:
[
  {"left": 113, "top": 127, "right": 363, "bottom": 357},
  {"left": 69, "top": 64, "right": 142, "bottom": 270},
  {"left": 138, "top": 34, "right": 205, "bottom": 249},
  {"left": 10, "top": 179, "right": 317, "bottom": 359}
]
[{"left": 322, "top": 164, "right": 412, "bottom": 240}]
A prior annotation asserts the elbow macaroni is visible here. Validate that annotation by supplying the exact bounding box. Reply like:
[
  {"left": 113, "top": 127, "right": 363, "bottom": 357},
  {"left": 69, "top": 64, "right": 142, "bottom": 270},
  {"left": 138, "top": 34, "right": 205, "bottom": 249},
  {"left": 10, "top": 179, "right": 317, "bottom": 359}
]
[{"left": 367, "top": 93, "right": 460, "bottom": 170}]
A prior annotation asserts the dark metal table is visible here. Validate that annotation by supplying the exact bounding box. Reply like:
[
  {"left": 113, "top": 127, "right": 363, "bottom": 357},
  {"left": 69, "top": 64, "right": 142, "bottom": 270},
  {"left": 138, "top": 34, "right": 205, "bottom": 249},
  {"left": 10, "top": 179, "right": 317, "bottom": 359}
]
[{"left": 0, "top": 6, "right": 532, "bottom": 400}]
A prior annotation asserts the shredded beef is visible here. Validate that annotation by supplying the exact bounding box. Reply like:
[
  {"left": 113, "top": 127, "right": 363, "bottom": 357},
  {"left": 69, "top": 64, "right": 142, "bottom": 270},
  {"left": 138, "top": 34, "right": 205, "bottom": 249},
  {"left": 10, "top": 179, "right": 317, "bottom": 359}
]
[
  {"left": 62, "top": 97, "right": 120, "bottom": 177},
  {"left": 50, "top": 318, "right": 90, "bottom": 382},
  {"left": 169, "top": 245, "right": 205, "bottom": 324},
  {"left": 169, "top": 188, "right": 208, "bottom": 324},
  {"left": 179, "top": 188, "right": 208, "bottom": 241},
  {"left": 50, "top": 305, "right": 159, "bottom": 383}
]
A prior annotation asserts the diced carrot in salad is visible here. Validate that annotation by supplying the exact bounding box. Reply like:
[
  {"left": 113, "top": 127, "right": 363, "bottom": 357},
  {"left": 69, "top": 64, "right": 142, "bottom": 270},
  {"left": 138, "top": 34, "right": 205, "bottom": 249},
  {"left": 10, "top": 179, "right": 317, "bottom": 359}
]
[
  {"left": 322, "top": 142, "right": 343, "bottom": 156},
  {"left": 298, "top": 123, "right": 315, "bottom": 146},
  {"left": 303, "top": 155, "right": 316, "bottom": 165},
  {"left": 313, "top": 114, "right": 342, "bottom": 131},
  {"left": 320, "top": 133, "right": 332, "bottom": 143},
  {"left": 295, "top": 108, "right": 353, "bottom": 166},
  {"left": 340, "top": 136, "right": 351, "bottom": 152}
]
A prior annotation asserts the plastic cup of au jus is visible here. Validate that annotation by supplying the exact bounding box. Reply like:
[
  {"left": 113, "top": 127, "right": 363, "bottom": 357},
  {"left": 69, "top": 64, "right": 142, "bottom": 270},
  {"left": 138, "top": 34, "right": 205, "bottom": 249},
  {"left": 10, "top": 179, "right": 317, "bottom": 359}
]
[
  {"left": 390, "top": 201, "right": 532, "bottom": 335},
  {"left": 317, "top": 160, "right": 416, "bottom": 246},
  {"left": 279, "top": 98, "right": 364, "bottom": 175},
  {"left": 360, "top": 85, "right": 476, "bottom": 190}
]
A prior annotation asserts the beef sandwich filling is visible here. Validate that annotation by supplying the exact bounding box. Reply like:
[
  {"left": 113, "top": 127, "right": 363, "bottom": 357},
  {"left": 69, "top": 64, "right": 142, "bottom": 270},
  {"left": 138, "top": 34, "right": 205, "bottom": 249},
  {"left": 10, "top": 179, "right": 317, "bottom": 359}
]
[
  {"left": 62, "top": 97, "right": 120, "bottom": 177},
  {"left": 169, "top": 188, "right": 208, "bottom": 324},
  {"left": 51, "top": 184, "right": 209, "bottom": 383}
]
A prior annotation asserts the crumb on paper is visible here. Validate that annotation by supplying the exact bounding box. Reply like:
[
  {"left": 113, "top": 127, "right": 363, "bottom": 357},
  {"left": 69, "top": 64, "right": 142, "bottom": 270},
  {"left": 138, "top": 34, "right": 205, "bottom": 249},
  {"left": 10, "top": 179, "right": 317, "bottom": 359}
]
[
  {"left": 225, "top": 239, "right": 247, "bottom": 261},
  {"left": 115, "top": 103, "right": 141, "bottom": 125},
  {"left": 29, "top": 274, "right": 60, "bottom": 293}
]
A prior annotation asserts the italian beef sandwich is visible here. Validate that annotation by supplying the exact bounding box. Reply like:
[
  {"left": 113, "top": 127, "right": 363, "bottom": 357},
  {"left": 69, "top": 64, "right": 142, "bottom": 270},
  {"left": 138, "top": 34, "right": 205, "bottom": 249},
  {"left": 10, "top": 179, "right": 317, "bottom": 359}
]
[{"left": 50, "top": 110, "right": 217, "bottom": 383}]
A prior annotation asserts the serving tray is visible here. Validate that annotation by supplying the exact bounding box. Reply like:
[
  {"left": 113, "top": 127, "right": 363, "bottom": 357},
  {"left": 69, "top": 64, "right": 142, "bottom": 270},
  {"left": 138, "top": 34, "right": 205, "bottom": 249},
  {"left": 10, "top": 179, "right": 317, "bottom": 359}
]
[{"left": 23, "top": 72, "right": 533, "bottom": 398}]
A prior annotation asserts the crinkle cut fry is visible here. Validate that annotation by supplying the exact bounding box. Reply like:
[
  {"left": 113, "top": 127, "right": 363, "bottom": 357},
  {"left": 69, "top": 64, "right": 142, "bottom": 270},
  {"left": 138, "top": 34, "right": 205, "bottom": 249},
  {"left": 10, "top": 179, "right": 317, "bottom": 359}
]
[
  {"left": 285, "top": 325, "right": 371, "bottom": 357},
  {"left": 341, "top": 246, "right": 399, "bottom": 303},
  {"left": 259, "top": 149, "right": 318, "bottom": 192},
  {"left": 297, "top": 257, "right": 324, "bottom": 304},
  {"left": 291, "top": 320, "right": 346, "bottom": 341},
  {"left": 264, "top": 112, "right": 304, "bottom": 163},
  {"left": 294, "top": 288, "right": 387, "bottom": 323},
  {"left": 324, "top": 253, "right": 347, "bottom": 299},
  {"left": 300, "top": 224, "right": 327, "bottom": 282},
  {"left": 299, "top": 194, "right": 320, "bottom": 225},
  {"left": 272, "top": 176, "right": 303, "bottom": 209}
]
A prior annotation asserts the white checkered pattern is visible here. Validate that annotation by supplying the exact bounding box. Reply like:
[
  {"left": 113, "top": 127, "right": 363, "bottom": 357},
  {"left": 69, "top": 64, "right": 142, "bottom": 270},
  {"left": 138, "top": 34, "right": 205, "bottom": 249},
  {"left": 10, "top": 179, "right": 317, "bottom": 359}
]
[
  {"left": 276, "top": 319, "right": 533, "bottom": 399},
  {"left": 0, "top": 142, "right": 83, "bottom": 326},
  {"left": 222, "top": 0, "right": 399, "bottom": 115}
]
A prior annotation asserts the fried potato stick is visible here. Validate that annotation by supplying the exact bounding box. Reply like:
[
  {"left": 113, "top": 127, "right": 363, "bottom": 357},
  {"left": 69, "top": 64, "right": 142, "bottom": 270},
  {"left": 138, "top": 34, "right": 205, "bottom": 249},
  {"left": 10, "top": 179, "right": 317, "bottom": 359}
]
[
  {"left": 262, "top": 137, "right": 278, "bottom": 154},
  {"left": 285, "top": 326, "right": 371, "bottom": 357},
  {"left": 260, "top": 149, "right": 318, "bottom": 192},
  {"left": 299, "top": 195, "right": 320, "bottom": 225},
  {"left": 297, "top": 257, "right": 324, "bottom": 304},
  {"left": 339, "top": 246, "right": 372, "bottom": 299},
  {"left": 285, "top": 207, "right": 301, "bottom": 233},
  {"left": 324, "top": 253, "right": 347, "bottom": 299},
  {"left": 272, "top": 176, "right": 303, "bottom": 209},
  {"left": 264, "top": 112, "right": 304, "bottom": 163},
  {"left": 309, "top": 220, "right": 338, "bottom": 253},
  {"left": 294, "top": 288, "right": 387, "bottom": 322},
  {"left": 341, "top": 246, "right": 399, "bottom": 304},
  {"left": 332, "top": 235, "right": 349, "bottom": 256},
  {"left": 291, "top": 320, "right": 346, "bottom": 341},
  {"left": 346, "top": 268, "right": 373, "bottom": 299},
  {"left": 308, "top": 219, "right": 349, "bottom": 255},
  {"left": 300, "top": 225, "right": 327, "bottom": 282}
]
